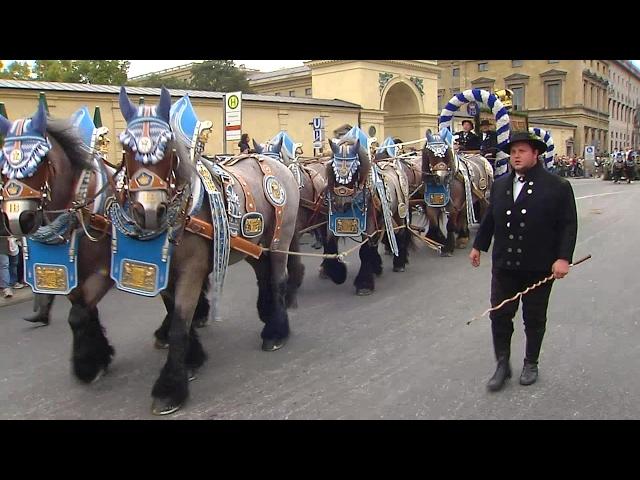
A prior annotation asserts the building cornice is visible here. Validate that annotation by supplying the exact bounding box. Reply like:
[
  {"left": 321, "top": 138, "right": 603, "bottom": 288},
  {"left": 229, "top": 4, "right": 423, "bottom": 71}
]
[{"left": 305, "top": 60, "right": 440, "bottom": 73}]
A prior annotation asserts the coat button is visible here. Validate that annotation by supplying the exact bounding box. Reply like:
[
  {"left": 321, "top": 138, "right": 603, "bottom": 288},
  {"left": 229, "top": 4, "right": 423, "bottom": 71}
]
[
  {"left": 520, "top": 222, "right": 525, "bottom": 227},
  {"left": 509, "top": 234, "right": 514, "bottom": 239},
  {"left": 506, "top": 261, "right": 512, "bottom": 266},
  {"left": 527, "top": 189, "right": 532, "bottom": 194},
  {"left": 506, "top": 210, "right": 511, "bottom": 215},
  {"left": 506, "top": 190, "right": 511, "bottom": 195},
  {"left": 508, "top": 247, "right": 513, "bottom": 252},
  {"left": 521, "top": 209, "right": 527, "bottom": 214},
  {"left": 517, "top": 248, "right": 522, "bottom": 253},
  {"left": 507, "top": 222, "right": 510, "bottom": 227},
  {"left": 518, "top": 235, "right": 523, "bottom": 240},
  {"left": 529, "top": 181, "right": 534, "bottom": 185},
  {"left": 515, "top": 261, "right": 521, "bottom": 266}
]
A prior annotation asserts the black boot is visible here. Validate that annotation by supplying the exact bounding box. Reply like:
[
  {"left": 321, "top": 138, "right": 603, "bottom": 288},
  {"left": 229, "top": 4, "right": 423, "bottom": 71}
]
[
  {"left": 522, "top": 327, "right": 544, "bottom": 386},
  {"left": 519, "top": 360, "right": 539, "bottom": 386},
  {"left": 487, "top": 357, "right": 512, "bottom": 392}
]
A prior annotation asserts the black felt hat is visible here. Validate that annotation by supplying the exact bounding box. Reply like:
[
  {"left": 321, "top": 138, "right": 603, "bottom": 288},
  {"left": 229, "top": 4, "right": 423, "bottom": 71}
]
[{"left": 500, "top": 131, "right": 548, "bottom": 155}]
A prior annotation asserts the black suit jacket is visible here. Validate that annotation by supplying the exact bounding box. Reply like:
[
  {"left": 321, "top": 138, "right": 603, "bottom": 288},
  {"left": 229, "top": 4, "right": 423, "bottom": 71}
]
[
  {"left": 455, "top": 130, "right": 481, "bottom": 150},
  {"left": 473, "top": 162, "right": 578, "bottom": 272},
  {"left": 480, "top": 131, "right": 498, "bottom": 159}
]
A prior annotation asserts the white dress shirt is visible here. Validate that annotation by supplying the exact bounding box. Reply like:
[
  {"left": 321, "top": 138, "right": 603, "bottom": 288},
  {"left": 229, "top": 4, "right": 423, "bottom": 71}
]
[{"left": 513, "top": 174, "right": 525, "bottom": 202}]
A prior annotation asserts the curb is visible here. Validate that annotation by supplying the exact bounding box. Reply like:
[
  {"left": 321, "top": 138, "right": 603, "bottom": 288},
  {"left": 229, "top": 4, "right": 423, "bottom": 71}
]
[{"left": 0, "top": 288, "right": 33, "bottom": 308}]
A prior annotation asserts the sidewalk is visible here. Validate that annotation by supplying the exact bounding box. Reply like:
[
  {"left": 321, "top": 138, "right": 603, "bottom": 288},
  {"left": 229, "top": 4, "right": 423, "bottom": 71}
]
[{"left": 0, "top": 287, "right": 33, "bottom": 308}]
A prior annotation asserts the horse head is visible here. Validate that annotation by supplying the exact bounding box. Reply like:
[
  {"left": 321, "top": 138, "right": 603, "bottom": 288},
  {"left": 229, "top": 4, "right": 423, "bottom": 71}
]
[
  {"left": 252, "top": 133, "right": 284, "bottom": 161},
  {"left": 118, "top": 86, "right": 175, "bottom": 230},
  {"left": 422, "top": 131, "right": 454, "bottom": 186},
  {"left": 0, "top": 102, "right": 91, "bottom": 236},
  {"left": 374, "top": 136, "right": 399, "bottom": 161},
  {"left": 327, "top": 137, "right": 370, "bottom": 212}
]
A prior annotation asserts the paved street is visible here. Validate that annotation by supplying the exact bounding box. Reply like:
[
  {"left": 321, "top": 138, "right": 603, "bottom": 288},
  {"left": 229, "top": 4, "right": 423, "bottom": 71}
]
[{"left": 1, "top": 178, "right": 638, "bottom": 419}]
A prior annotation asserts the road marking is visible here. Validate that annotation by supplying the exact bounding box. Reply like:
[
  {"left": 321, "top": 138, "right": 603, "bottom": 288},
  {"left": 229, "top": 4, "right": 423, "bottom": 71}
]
[{"left": 576, "top": 191, "right": 626, "bottom": 200}]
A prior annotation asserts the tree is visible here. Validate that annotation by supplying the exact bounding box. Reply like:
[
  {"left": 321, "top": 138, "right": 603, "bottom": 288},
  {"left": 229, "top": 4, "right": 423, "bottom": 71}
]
[
  {"left": 0, "top": 61, "right": 33, "bottom": 80},
  {"left": 31, "top": 60, "right": 130, "bottom": 84},
  {"left": 128, "top": 73, "right": 191, "bottom": 90},
  {"left": 32, "top": 60, "right": 75, "bottom": 82},
  {"left": 189, "top": 60, "right": 254, "bottom": 93},
  {"left": 72, "top": 60, "right": 129, "bottom": 85}
]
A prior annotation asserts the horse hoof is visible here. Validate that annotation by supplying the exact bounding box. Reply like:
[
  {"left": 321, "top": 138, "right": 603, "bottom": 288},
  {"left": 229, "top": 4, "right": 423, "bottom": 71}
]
[
  {"left": 393, "top": 266, "right": 405, "bottom": 273},
  {"left": 90, "top": 368, "right": 107, "bottom": 384},
  {"left": 356, "top": 288, "right": 373, "bottom": 296},
  {"left": 193, "top": 318, "right": 209, "bottom": 328},
  {"left": 319, "top": 268, "right": 328, "bottom": 280},
  {"left": 440, "top": 251, "right": 453, "bottom": 258},
  {"left": 262, "top": 338, "right": 286, "bottom": 352},
  {"left": 151, "top": 398, "right": 183, "bottom": 416},
  {"left": 188, "top": 370, "right": 197, "bottom": 382},
  {"left": 154, "top": 338, "right": 169, "bottom": 350}
]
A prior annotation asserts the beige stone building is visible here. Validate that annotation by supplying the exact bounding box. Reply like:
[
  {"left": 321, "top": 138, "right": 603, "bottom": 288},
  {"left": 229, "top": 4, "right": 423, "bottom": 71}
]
[
  {"left": 0, "top": 79, "right": 360, "bottom": 160},
  {"left": 131, "top": 60, "right": 443, "bottom": 145},
  {"left": 608, "top": 60, "right": 640, "bottom": 151},
  {"left": 438, "top": 60, "right": 640, "bottom": 156}
]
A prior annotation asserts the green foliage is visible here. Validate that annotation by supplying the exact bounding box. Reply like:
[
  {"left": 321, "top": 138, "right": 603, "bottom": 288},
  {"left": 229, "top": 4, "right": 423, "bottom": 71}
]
[
  {"left": 189, "top": 60, "right": 254, "bottom": 93},
  {"left": 1, "top": 60, "right": 129, "bottom": 84},
  {"left": 0, "top": 61, "right": 33, "bottom": 80},
  {"left": 128, "top": 73, "right": 191, "bottom": 89}
]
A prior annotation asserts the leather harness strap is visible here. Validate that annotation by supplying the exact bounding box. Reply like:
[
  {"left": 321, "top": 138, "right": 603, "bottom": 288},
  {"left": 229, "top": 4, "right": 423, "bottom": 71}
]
[
  {"left": 254, "top": 157, "right": 284, "bottom": 249},
  {"left": 184, "top": 206, "right": 262, "bottom": 259}
]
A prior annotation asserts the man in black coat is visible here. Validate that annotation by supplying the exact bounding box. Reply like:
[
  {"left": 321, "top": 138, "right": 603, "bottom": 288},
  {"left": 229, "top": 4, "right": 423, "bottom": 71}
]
[
  {"left": 469, "top": 131, "right": 578, "bottom": 391},
  {"left": 455, "top": 120, "right": 481, "bottom": 151},
  {"left": 479, "top": 119, "right": 498, "bottom": 166}
]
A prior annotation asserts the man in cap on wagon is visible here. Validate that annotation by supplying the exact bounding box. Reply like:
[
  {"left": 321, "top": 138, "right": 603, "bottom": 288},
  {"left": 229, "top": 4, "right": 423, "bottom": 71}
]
[{"left": 455, "top": 120, "right": 481, "bottom": 151}]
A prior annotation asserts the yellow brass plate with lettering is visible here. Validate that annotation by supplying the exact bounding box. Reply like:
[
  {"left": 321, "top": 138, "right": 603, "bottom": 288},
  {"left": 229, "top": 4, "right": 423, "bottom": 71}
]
[
  {"left": 336, "top": 218, "right": 359, "bottom": 234},
  {"left": 34, "top": 265, "right": 68, "bottom": 291},
  {"left": 121, "top": 260, "right": 157, "bottom": 292}
]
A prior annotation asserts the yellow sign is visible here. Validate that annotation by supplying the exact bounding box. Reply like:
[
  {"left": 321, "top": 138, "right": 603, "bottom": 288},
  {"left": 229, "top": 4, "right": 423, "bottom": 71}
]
[{"left": 227, "top": 95, "right": 239, "bottom": 110}]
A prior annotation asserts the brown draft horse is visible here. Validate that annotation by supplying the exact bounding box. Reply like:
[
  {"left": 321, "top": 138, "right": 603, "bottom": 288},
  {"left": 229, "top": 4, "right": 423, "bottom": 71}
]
[
  {"left": 421, "top": 133, "right": 493, "bottom": 256},
  {"left": 114, "top": 87, "right": 300, "bottom": 414},
  {"left": 319, "top": 135, "right": 410, "bottom": 295}
]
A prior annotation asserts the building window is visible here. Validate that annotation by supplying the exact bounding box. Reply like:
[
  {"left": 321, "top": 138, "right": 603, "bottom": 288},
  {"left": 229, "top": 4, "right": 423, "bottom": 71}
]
[
  {"left": 548, "top": 60, "right": 560, "bottom": 64},
  {"left": 512, "top": 60, "right": 523, "bottom": 68},
  {"left": 511, "top": 85, "right": 525, "bottom": 111},
  {"left": 478, "top": 63, "right": 488, "bottom": 72},
  {"left": 452, "top": 67, "right": 460, "bottom": 77},
  {"left": 274, "top": 92, "right": 280, "bottom": 96},
  {"left": 546, "top": 81, "right": 561, "bottom": 108},
  {"left": 305, "top": 88, "right": 312, "bottom": 96},
  {"left": 289, "top": 90, "right": 295, "bottom": 97}
]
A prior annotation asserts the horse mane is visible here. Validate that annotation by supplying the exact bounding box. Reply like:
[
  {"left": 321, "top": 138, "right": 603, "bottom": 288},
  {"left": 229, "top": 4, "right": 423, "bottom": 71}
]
[
  {"left": 46, "top": 117, "right": 93, "bottom": 172},
  {"left": 171, "top": 135, "right": 197, "bottom": 184}
]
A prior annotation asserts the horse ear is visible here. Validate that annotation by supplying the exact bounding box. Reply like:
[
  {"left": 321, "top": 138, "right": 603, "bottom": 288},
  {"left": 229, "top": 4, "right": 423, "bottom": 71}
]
[
  {"left": 157, "top": 86, "right": 171, "bottom": 122},
  {"left": 119, "top": 86, "right": 138, "bottom": 122},
  {"left": 0, "top": 114, "right": 11, "bottom": 136},
  {"left": 31, "top": 101, "right": 47, "bottom": 136},
  {"left": 328, "top": 139, "right": 339, "bottom": 155},
  {"left": 252, "top": 139, "right": 263, "bottom": 153},
  {"left": 272, "top": 134, "right": 283, "bottom": 152}
]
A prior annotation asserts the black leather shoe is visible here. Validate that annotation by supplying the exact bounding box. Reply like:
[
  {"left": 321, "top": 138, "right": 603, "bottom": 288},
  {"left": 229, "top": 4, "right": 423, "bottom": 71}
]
[
  {"left": 487, "top": 360, "right": 512, "bottom": 392},
  {"left": 519, "top": 361, "right": 538, "bottom": 386}
]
